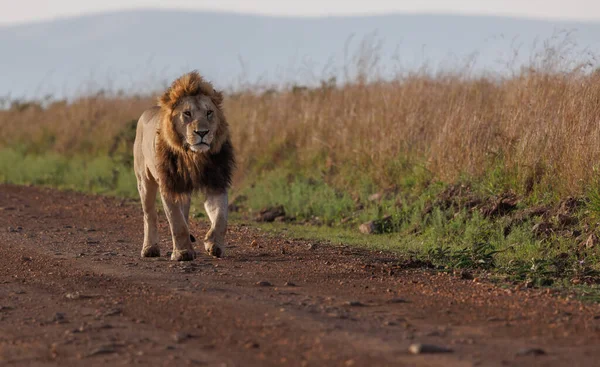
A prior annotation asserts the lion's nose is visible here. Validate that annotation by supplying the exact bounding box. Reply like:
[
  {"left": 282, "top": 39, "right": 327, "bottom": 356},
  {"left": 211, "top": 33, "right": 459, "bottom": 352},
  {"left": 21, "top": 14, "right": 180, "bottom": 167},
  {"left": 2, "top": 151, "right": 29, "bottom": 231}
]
[{"left": 194, "top": 129, "right": 210, "bottom": 138}]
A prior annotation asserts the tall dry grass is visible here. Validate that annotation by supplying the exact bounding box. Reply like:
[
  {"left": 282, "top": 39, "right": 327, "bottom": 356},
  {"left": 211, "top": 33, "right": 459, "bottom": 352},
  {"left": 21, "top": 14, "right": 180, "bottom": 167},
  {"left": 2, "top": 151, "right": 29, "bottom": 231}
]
[
  {"left": 2, "top": 64, "right": 600, "bottom": 197},
  {"left": 228, "top": 70, "right": 600, "bottom": 195}
]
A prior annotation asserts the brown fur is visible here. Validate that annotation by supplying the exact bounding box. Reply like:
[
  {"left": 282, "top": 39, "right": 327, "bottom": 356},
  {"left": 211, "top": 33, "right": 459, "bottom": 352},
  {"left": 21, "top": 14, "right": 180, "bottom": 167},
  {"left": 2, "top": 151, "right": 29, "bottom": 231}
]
[{"left": 155, "top": 71, "right": 235, "bottom": 202}]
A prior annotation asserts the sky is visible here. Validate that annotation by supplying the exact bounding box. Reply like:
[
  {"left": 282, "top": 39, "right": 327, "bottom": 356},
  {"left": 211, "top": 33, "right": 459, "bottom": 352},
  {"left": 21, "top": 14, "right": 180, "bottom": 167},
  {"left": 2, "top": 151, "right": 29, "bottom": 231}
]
[{"left": 1, "top": 0, "right": 600, "bottom": 25}]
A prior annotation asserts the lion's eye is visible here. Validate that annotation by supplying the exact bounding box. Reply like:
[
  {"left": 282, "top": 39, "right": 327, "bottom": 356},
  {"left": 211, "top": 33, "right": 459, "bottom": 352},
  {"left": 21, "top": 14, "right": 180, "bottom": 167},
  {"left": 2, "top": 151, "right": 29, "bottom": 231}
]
[
  {"left": 183, "top": 110, "right": 192, "bottom": 118},
  {"left": 207, "top": 110, "right": 213, "bottom": 118}
]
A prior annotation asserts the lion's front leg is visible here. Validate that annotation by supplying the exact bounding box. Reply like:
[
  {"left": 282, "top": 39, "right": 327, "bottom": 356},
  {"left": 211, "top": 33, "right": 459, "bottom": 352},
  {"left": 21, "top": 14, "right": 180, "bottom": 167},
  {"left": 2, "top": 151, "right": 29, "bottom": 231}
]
[
  {"left": 204, "top": 190, "right": 228, "bottom": 258},
  {"left": 160, "top": 192, "right": 196, "bottom": 261},
  {"left": 137, "top": 176, "right": 160, "bottom": 258}
]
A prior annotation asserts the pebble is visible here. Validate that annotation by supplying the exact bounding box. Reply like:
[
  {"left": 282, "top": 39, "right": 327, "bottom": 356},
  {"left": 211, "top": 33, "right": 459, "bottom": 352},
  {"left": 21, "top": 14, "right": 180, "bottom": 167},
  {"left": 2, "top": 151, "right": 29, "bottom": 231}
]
[
  {"left": 52, "top": 312, "right": 67, "bottom": 324},
  {"left": 387, "top": 298, "right": 408, "bottom": 304},
  {"left": 346, "top": 301, "right": 365, "bottom": 307},
  {"left": 65, "top": 292, "right": 94, "bottom": 300},
  {"left": 284, "top": 282, "right": 296, "bottom": 287},
  {"left": 516, "top": 348, "right": 546, "bottom": 357},
  {"left": 408, "top": 343, "right": 453, "bottom": 354},
  {"left": 103, "top": 308, "right": 122, "bottom": 317},
  {"left": 460, "top": 270, "right": 474, "bottom": 280},
  {"left": 244, "top": 341, "right": 260, "bottom": 349},
  {"left": 85, "top": 344, "right": 117, "bottom": 357},
  {"left": 173, "top": 332, "right": 191, "bottom": 343},
  {"left": 256, "top": 281, "right": 273, "bottom": 287}
]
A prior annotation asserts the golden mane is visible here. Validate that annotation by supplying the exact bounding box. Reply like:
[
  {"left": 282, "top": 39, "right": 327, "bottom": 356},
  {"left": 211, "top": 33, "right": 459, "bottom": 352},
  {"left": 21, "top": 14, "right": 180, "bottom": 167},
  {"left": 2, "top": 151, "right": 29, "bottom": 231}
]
[
  {"left": 154, "top": 71, "right": 235, "bottom": 202},
  {"left": 157, "top": 71, "right": 224, "bottom": 112}
]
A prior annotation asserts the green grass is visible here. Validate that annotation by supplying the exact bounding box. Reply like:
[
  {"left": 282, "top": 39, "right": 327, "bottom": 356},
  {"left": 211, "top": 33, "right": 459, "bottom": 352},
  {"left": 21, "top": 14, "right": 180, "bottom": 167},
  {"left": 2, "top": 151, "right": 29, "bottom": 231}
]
[
  {"left": 239, "top": 169, "right": 356, "bottom": 225},
  {"left": 0, "top": 148, "right": 137, "bottom": 198}
]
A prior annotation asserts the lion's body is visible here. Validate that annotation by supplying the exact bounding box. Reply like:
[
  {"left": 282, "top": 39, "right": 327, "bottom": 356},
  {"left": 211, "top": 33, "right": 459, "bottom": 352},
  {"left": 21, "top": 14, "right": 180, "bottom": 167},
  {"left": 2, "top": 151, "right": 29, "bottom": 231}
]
[{"left": 133, "top": 72, "right": 234, "bottom": 261}]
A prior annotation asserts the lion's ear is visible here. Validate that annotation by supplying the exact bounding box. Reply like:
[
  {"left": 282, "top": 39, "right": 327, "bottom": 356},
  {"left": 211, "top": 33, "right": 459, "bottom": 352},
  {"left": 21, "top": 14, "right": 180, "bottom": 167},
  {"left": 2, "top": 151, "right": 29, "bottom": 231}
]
[{"left": 212, "top": 89, "right": 224, "bottom": 108}]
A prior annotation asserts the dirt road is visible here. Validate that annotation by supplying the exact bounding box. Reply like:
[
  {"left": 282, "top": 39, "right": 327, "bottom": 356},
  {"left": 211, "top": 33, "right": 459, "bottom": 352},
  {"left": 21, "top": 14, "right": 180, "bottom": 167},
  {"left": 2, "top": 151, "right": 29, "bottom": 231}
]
[{"left": 1, "top": 184, "right": 600, "bottom": 366}]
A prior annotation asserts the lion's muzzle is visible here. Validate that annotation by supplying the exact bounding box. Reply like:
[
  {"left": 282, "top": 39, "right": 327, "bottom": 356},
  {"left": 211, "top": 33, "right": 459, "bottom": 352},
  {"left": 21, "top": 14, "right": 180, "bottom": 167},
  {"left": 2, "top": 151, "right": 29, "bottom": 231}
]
[{"left": 194, "top": 129, "right": 210, "bottom": 138}]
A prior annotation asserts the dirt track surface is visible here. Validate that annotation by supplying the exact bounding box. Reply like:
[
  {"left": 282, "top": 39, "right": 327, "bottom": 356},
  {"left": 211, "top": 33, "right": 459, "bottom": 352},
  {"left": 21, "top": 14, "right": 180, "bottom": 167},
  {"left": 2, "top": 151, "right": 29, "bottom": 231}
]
[{"left": 1, "top": 184, "right": 600, "bottom": 366}]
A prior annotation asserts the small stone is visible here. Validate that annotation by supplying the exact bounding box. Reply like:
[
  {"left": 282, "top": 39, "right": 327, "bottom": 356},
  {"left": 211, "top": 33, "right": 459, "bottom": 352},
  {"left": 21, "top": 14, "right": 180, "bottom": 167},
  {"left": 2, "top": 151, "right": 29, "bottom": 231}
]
[
  {"left": 52, "top": 312, "right": 67, "bottom": 324},
  {"left": 409, "top": 344, "right": 453, "bottom": 354},
  {"left": 284, "top": 282, "right": 296, "bottom": 287},
  {"left": 250, "top": 240, "right": 260, "bottom": 248},
  {"left": 346, "top": 301, "right": 365, "bottom": 307},
  {"left": 103, "top": 308, "right": 122, "bottom": 317},
  {"left": 307, "top": 243, "right": 317, "bottom": 250},
  {"left": 516, "top": 348, "right": 546, "bottom": 357},
  {"left": 173, "top": 332, "right": 191, "bottom": 343},
  {"left": 255, "top": 206, "right": 286, "bottom": 222},
  {"left": 359, "top": 216, "right": 393, "bottom": 235},
  {"left": 387, "top": 298, "right": 408, "bottom": 304},
  {"left": 256, "top": 281, "right": 272, "bottom": 287},
  {"left": 359, "top": 221, "right": 377, "bottom": 235},
  {"left": 65, "top": 292, "right": 94, "bottom": 300},
  {"left": 460, "top": 270, "right": 474, "bottom": 280},
  {"left": 86, "top": 344, "right": 117, "bottom": 357},
  {"left": 244, "top": 341, "right": 260, "bottom": 349}
]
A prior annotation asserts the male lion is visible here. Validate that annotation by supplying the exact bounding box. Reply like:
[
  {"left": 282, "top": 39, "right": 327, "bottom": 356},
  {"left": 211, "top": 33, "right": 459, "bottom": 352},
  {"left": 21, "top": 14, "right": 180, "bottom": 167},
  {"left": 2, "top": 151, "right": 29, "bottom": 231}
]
[{"left": 133, "top": 71, "right": 235, "bottom": 261}]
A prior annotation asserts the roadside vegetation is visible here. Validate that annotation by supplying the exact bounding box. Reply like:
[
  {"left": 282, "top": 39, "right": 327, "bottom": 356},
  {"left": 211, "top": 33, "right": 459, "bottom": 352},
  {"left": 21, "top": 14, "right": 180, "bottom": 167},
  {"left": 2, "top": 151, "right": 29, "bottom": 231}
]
[{"left": 3, "top": 38, "right": 600, "bottom": 288}]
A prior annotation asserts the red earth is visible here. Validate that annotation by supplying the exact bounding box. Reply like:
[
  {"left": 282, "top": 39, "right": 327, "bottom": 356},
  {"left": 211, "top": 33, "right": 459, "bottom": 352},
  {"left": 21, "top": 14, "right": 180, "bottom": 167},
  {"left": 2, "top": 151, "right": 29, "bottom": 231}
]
[{"left": 1, "top": 184, "right": 600, "bottom": 366}]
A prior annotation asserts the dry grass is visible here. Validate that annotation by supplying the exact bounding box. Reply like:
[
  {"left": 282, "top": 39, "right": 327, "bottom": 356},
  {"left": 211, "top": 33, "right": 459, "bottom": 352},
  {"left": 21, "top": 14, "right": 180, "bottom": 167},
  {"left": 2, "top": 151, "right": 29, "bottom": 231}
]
[{"left": 2, "top": 66, "right": 600, "bottom": 198}]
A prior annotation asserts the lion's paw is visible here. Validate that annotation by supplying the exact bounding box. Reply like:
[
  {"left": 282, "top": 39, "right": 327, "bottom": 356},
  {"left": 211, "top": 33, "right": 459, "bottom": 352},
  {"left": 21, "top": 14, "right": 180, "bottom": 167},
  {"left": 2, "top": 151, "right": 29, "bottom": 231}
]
[
  {"left": 205, "top": 242, "right": 224, "bottom": 258},
  {"left": 141, "top": 245, "right": 161, "bottom": 258},
  {"left": 171, "top": 248, "right": 196, "bottom": 261}
]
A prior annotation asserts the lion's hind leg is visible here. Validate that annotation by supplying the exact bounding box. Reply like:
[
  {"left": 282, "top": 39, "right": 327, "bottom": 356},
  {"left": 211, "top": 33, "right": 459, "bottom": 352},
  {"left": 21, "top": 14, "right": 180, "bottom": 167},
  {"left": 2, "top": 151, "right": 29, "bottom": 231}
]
[
  {"left": 138, "top": 175, "right": 160, "bottom": 258},
  {"left": 182, "top": 194, "right": 196, "bottom": 243}
]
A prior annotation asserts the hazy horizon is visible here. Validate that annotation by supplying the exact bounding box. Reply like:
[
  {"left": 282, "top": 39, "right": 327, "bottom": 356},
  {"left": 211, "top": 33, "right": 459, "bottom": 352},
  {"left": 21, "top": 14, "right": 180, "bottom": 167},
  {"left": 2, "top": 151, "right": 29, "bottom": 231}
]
[{"left": 2, "top": 0, "right": 600, "bottom": 25}]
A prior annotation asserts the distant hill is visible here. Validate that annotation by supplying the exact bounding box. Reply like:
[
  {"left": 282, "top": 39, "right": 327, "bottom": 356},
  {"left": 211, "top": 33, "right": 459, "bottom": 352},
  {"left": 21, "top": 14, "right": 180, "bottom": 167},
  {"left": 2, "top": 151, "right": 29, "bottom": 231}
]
[{"left": 2, "top": 10, "right": 600, "bottom": 99}]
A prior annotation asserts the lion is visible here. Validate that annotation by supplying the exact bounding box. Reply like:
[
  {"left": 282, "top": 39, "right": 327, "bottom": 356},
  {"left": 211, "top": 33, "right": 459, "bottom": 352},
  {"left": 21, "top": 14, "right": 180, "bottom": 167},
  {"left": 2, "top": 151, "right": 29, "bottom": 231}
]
[{"left": 133, "top": 71, "right": 235, "bottom": 261}]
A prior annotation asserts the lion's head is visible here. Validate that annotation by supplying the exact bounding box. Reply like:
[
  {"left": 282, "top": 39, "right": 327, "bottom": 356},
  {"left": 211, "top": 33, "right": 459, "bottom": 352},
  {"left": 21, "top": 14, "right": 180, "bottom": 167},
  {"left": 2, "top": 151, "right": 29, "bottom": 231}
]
[
  {"left": 158, "top": 71, "right": 229, "bottom": 155},
  {"left": 155, "top": 71, "right": 235, "bottom": 200}
]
